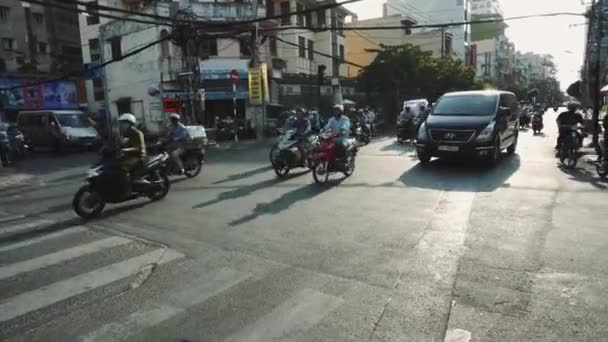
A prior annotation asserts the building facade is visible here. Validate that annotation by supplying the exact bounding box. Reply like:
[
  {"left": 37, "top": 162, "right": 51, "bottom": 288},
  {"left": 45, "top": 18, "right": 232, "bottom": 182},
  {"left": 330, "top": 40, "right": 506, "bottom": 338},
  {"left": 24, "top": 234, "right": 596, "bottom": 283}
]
[
  {"left": 345, "top": 14, "right": 444, "bottom": 77},
  {"left": 384, "top": 0, "right": 470, "bottom": 60}
]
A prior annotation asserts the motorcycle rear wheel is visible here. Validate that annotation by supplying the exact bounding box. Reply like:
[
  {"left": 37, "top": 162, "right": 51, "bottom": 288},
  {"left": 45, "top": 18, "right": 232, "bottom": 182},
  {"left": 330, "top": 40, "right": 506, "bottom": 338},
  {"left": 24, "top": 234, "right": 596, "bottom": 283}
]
[
  {"left": 313, "top": 160, "right": 330, "bottom": 184},
  {"left": 273, "top": 162, "right": 290, "bottom": 177},
  {"left": 343, "top": 155, "right": 355, "bottom": 177},
  {"left": 184, "top": 157, "right": 202, "bottom": 178},
  {"left": 73, "top": 185, "right": 105, "bottom": 219},
  {"left": 560, "top": 147, "right": 578, "bottom": 169},
  {"left": 147, "top": 173, "right": 171, "bottom": 201}
]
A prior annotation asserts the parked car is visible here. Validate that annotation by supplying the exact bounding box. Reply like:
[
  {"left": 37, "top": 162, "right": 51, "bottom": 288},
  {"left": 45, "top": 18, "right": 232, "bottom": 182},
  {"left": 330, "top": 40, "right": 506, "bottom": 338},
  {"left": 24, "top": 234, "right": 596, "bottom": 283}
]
[
  {"left": 416, "top": 90, "right": 520, "bottom": 166},
  {"left": 18, "top": 110, "right": 100, "bottom": 151}
]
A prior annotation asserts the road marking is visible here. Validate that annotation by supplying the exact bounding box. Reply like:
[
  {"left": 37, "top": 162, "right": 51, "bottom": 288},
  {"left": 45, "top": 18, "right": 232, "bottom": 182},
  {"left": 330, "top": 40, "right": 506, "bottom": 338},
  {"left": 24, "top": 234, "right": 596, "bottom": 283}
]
[
  {"left": 0, "top": 226, "right": 89, "bottom": 253},
  {"left": 0, "top": 218, "right": 56, "bottom": 238},
  {"left": 80, "top": 267, "right": 250, "bottom": 342},
  {"left": 0, "top": 248, "right": 183, "bottom": 323},
  {"left": 225, "top": 288, "right": 344, "bottom": 342},
  {"left": 0, "top": 236, "right": 131, "bottom": 280}
]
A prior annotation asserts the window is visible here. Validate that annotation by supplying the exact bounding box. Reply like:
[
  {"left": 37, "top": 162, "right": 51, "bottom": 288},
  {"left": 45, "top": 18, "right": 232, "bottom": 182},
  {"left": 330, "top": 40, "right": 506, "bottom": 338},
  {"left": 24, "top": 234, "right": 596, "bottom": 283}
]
[
  {"left": 433, "top": 94, "right": 498, "bottom": 116},
  {"left": 32, "top": 13, "right": 43, "bottom": 24},
  {"left": 0, "top": 58, "right": 5, "bottom": 72},
  {"left": 305, "top": 12, "right": 311, "bottom": 28},
  {"left": 89, "top": 38, "right": 100, "bottom": 61},
  {"left": 336, "top": 17, "right": 344, "bottom": 35},
  {"left": 307, "top": 39, "right": 314, "bottom": 60},
  {"left": 317, "top": 9, "right": 325, "bottom": 27},
  {"left": 38, "top": 42, "right": 47, "bottom": 54},
  {"left": 296, "top": 4, "right": 304, "bottom": 26},
  {"left": 239, "top": 39, "right": 252, "bottom": 56},
  {"left": 0, "top": 6, "right": 9, "bottom": 21},
  {"left": 85, "top": 1, "right": 100, "bottom": 25},
  {"left": 269, "top": 37, "right": 277, "bottom": 57},
  {"left": 93, "top": 79, "right": 104, "bottom": 101},
  {"left": 200, "top": 38, "right": 217, "bottom": 57},
  {"left": 109, "top": 37, "right": 121, "bottom": 60},
  {"left": 444, "top": 35, "right": 453, "bottom": 55},
  {"left": 456, "top": 0, "right": 464, "bottom": 6},
  {"left": 280, "top": 2, "right": 290, "bottom": 25},
  {"left": 2, "top": 38, "right": 15, "bottom": 51},
  {"left": 298, "top": 36, "right": 306, "bottom": 58},
  {"left": 266, "top": 0, "right": 274, "bottom": 17},
  {"left": 339, "top": 44, "right": 344, "bottom": 61},
  {"left": 160, "top": 29, "right": 170, "bottom": 57}
]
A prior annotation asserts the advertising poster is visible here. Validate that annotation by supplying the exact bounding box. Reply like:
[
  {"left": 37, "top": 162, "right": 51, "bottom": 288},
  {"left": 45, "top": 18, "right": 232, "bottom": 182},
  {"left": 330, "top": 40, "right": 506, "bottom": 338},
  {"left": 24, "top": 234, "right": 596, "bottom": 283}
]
[
  {"left": 42, "top": 81, "right": 78, "bottom": 109},
  {"left": 23, "top": 81, "right": 43, "bottom": 109},
  {"left": 0, "top": 78, "right": 25, "bottom": 109}
]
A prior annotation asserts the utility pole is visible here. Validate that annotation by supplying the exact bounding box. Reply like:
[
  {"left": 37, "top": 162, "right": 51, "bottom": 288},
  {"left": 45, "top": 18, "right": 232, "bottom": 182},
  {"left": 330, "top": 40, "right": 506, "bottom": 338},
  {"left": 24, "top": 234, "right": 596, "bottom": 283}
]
[
  {"left": 592, "top": 0, "right": 604, "bottom": 149},
  {"left": 22, "top": 1, "right": 37, "bottom": 72},
  {"left": 250, "top": 22, "right": 265, "bottom": 141},
  {"left": 440, "top": 27, "right": 446, "bottom": 57}
]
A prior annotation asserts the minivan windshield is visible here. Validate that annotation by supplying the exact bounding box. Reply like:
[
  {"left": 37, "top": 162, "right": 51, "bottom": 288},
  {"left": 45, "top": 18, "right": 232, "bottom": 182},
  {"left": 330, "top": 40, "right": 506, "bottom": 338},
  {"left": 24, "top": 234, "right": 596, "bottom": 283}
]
[
  {"left": 56, "top": 114, "right": 91, "bottom": 128},
  {"left": 432, "top": 94, "right": 498, "bottom": 116}
]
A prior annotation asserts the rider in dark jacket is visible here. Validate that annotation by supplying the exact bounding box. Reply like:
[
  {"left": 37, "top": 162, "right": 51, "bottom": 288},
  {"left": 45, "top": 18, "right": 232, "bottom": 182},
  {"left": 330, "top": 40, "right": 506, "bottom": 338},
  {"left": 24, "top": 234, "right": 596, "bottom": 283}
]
[{"left": 556, "top": 101, "right": 584, "bottom": 150}]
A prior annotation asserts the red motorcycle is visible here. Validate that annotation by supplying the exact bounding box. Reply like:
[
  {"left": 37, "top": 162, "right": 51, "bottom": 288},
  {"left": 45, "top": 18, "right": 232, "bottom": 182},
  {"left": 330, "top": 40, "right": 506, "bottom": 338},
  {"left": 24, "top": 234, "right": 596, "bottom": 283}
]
[
  {"left": 532, "top": 114, "right": 544, "bottom": 134},
  {"left": 311, "top": 129, "right": 357, "bottom": 184}
]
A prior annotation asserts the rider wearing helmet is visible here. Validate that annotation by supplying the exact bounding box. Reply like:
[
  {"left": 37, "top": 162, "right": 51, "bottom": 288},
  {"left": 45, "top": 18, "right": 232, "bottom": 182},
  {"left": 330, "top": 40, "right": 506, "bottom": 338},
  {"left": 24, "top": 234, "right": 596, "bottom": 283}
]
[
  {"left": 283, "top": 108, "right": 312, "bottom": 166},
  {"left": 325, "top": 104, "right": 351, "bottom": 159},
  {"left": 168, "top": 113, "right": 189, "bottom": 174},
  {"left": 556, "top": 101, "right": 584, "bottom": 149},
  {"left": 118, "top": 113, "right": 146, "bottom": 175}
]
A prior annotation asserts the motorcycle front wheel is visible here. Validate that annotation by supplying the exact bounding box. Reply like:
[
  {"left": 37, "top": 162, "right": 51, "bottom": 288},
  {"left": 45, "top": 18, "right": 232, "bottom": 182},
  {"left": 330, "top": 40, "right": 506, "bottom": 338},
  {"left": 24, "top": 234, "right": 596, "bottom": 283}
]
[
  {"left": 184, "top": 157, "right": 202, "bottom": 178},
  {"left": 312, "top": 160, "right": 330, "bottom": 184},
  {"left": 273, "top": 160, "right": 290, "bottom": 177},
  {"left": 73, "top": 185, "right": 105, "bottom": 219},
  {"left": 596, "top": 161, "right": 608, "bottom": 180},
  {"left": 343, "top": 155, "right": 356, "bottom": 177}
]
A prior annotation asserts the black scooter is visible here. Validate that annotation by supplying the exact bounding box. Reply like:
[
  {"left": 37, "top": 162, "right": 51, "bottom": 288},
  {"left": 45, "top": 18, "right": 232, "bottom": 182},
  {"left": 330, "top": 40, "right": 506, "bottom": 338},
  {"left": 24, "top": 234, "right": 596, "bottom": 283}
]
[{"left": 72, "top": 147, "right": 170, "bottom": 219}]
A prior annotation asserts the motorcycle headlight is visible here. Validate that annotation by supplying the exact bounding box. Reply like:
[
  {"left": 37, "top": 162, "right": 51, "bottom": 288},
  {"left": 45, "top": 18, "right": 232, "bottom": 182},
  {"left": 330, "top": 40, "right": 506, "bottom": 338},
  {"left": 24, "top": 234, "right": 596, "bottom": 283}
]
[
  {"left": 476, "top": 122, "right": 496, "bottom": 142},
  {"left": 417, "top": 122, "right": 428, "bottom": 140}
]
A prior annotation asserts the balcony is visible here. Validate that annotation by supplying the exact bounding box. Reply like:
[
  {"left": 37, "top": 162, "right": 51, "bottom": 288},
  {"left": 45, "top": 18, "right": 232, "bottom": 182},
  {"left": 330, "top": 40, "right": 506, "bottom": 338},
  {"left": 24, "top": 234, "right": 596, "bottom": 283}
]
[{"left": 185, "top": 2, "right": 266, "bottom": 21}]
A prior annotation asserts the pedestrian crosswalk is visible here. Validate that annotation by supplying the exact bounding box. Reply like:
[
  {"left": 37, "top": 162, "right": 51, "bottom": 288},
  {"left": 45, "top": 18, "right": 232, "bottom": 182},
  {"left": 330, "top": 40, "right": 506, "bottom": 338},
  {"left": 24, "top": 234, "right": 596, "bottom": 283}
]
[{"left": 0, "top": 216, "right": 349, "bottom": 341}]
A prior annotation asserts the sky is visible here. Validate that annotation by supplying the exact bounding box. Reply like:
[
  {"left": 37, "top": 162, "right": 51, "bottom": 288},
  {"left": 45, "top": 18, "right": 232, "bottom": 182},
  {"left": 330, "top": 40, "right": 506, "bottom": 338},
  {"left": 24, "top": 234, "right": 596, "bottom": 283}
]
[{"left": 345, "top": 0, "right": 588, "bottom": 90}]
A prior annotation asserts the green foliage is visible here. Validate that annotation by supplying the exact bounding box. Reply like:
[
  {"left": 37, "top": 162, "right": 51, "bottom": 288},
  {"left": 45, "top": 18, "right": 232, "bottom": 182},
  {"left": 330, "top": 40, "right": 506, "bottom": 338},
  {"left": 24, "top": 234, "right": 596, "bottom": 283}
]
[
  {"left": 357, "top": 44, "right": 480, "bottom": 124},
  {"left": 567, "top": 80, "right": 582, "bottom": 99}
]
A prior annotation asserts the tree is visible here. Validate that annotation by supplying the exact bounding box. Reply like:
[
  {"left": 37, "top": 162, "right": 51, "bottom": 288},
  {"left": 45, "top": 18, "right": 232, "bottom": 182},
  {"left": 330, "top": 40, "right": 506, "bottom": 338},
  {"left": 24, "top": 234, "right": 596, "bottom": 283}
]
[
  {"left": 567, "top": 80, "right": 582, "bottom": 99},
  {"left": 358, "top": 44, "right": 478, "bottom": 125}
]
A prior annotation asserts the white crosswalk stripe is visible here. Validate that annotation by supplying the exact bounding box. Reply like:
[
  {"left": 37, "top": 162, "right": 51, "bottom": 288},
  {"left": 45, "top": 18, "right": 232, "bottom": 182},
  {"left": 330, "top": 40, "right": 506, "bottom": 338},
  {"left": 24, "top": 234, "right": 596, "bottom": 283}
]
[
  {"left": 0, "top": 226, "right": 88, "bottom": 253},
  {"left": 0, "top": 218, "right": 56, "bottom": 238},
  {"left": 0, "top": 236, "right": 131, "bottom": 280}
]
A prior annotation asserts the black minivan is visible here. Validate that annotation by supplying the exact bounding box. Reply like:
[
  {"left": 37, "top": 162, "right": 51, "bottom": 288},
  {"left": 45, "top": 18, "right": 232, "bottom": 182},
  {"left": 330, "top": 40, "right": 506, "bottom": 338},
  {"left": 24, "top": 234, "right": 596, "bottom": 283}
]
[{"left": 416, "top": 90, "right": 520, "bottom": 165}]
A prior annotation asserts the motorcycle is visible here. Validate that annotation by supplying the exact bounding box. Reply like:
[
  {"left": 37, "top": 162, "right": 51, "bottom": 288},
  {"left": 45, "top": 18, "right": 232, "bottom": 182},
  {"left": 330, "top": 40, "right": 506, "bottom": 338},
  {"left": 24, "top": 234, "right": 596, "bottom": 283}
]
[
  {"left": 531, "top": 114, "right": 544, "bottom": 134},
  {"left": 520, "top": 113, "right": 531, "bottom": 129},
  {"left": 557, "top": 125, "right": 583, "bottom": 169},
  {"left": 596, "top": 135, "right": 608, "bottom": 180},
  {"left": 396, "top": 116, "right": 417, "bottom": 143},
  {"left": 311, "top": 129, "right": 357, "bottom": 184},
  {"left": 72, "top": 147, "right": 171, "bottom": 219},
  {"left": 163, "top": 142, "right": 205, "bottom": 178},
  {"left": 352, "top": 121, "right": 371, "bottom": 146},
  {"left": 269, "top": 129, "right": 318, "bottom": 177},
  {"left": 0, "top": 124, "right": 27, "bottom": 167}
]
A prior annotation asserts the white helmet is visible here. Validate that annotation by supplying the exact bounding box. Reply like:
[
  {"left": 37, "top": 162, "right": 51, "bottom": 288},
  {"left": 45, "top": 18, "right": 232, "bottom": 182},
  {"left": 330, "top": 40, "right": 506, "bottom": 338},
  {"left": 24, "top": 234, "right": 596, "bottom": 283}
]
[
  {"left": 169, "top": 113, "right": 180, "bottom": 121},
  {"left": 333, "top": 104, "right": 344, "bottom": 112},
  {"left": 118, "top": 113, "right": 136, "bottom": 125}
]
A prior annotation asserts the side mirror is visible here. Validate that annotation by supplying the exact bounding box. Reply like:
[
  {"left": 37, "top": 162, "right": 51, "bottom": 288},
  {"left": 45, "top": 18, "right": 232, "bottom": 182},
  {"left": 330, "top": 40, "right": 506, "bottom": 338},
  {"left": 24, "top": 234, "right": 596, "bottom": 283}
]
[{"left": 498, "top": 107, "right": 511, "bottom": 117}]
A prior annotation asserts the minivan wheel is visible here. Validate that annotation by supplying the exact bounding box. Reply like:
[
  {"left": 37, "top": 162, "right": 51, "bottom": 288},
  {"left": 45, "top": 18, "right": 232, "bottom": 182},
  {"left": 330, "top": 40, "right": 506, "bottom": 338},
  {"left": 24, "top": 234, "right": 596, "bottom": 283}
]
[
  {"left": 417, "top": 149, "right": 431, "bottom": 164},
  {"left": 486, "top": 137, "right": 501, "bottom": 166}
]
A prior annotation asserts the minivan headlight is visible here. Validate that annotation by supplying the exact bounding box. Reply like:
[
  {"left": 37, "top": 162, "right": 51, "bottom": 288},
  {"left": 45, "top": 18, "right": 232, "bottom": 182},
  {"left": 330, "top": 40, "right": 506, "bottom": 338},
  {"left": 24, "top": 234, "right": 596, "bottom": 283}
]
[{"left": 476, "top": 122, "right": 495, "bottom": 142}]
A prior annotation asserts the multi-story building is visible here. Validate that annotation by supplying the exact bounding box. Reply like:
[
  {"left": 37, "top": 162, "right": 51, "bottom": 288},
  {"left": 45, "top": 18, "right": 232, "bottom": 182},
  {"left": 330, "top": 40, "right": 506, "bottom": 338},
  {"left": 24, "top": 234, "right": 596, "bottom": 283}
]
[
  {"left": 384, "top": 0, "right": 471, "bottom": 60},
  {"left": 273, "top": 0, "right": 354, "bottom": 109},
  {"left": 344, "top": 14, "right": 444, "bottom": 77},
  {"left": 473, "top": 36, "right": 515, "bottom": 86},
  {"left": 0, "top": 1, "right": 83, "bottom": 120}
]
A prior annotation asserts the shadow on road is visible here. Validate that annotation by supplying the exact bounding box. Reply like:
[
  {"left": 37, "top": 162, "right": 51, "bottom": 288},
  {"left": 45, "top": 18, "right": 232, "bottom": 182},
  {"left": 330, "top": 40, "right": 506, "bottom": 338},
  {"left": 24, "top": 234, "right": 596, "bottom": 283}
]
[
  {"left": 399, "top": 154, "right": 521, "bottom": 192},
  {"left": 380, "top": 140, "right": 416, "bottom": 154},
  {"left": 559, "top": 162, "right": 608, "bottom": 190},
  {"left": 229, "top": 181, "right": 335, "bottom": 226},
  {"left": 192, "top": 178, "right": 280, "bottom": 209},
  {"left": 212, "top": 165, "right": 273, "bottom": 184}
]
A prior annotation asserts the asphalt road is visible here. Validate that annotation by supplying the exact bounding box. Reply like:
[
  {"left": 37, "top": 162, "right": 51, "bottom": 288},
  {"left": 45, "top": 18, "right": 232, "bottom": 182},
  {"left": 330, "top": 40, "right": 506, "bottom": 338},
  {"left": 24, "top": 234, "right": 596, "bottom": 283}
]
[{"left": 1, "top": 109, "right": 607, "bottom": 341}]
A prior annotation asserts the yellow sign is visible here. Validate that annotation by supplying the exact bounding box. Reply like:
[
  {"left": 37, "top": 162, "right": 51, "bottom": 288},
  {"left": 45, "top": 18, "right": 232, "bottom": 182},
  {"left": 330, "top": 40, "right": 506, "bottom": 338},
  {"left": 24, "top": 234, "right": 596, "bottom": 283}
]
[{"left": 248, "top": 68, "right": 263, "bottom": 105}]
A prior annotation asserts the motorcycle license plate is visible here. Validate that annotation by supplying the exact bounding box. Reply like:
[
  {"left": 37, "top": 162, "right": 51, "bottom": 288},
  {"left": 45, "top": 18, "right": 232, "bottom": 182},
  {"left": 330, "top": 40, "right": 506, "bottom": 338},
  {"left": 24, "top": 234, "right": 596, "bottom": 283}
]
[{"left": 438, "top": 145, "right": 459, "bottom": 152}]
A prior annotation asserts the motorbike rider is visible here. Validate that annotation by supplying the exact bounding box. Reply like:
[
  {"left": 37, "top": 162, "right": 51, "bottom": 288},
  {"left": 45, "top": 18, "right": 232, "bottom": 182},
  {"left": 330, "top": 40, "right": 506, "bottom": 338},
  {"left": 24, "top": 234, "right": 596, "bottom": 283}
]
[
  {"left": 555, "top": 101, "right": 584, "bottom": 150},
  {"left": 325, "top": 104, "right": 351, "bottom": 159},
  {"left": 283, "top": 108, "right": 312, "bottom": 166},
  {"left": 168, "top": 113, "right": 189, "bottom": 175},
  {"left": 118, "top": 113, "right": 147, "bottom": 183}
]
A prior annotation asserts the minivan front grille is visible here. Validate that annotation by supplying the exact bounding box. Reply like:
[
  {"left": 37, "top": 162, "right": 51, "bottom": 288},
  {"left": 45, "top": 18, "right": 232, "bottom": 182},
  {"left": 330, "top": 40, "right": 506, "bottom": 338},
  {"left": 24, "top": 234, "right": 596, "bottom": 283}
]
[{"left": 429, "top": 129, "right": 476, "bottom": 143}]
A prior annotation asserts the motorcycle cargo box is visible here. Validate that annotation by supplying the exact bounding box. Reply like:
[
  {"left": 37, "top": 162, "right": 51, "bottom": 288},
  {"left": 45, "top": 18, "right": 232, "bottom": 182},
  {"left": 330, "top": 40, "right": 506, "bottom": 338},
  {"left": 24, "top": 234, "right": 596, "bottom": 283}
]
[{"left": 186, "top": 126, "right": 207, "bottom": 144}]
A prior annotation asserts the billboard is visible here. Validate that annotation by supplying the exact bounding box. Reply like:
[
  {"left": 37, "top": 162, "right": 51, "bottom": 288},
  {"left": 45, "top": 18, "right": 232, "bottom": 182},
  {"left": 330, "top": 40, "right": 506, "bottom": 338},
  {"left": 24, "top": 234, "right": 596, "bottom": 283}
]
[{"left": 0, "top": 78, "right": 79, "bottom": 110}]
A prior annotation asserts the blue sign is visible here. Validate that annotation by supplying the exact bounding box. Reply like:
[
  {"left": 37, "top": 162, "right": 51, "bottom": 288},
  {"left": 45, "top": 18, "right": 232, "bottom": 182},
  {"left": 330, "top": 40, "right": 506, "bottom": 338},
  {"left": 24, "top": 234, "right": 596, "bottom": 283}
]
[{"left": 84, "top": 61, "right": 103, "bottom": 80}]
